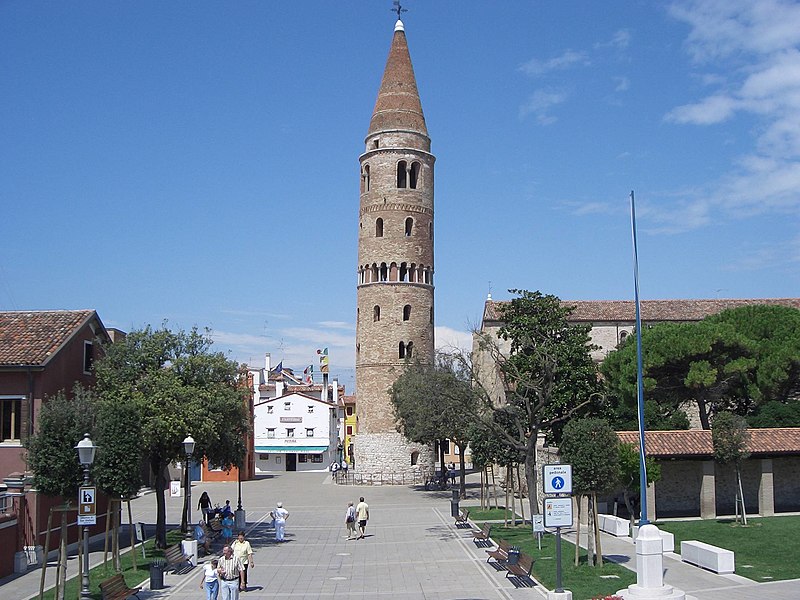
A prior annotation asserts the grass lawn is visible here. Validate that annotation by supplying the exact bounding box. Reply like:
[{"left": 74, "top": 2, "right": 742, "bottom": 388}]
[
  {"left": 486, "top": 524, "right": 636, "bottom": 600},
  {"left": 43, "top": 529, "right": 188, "bottom": 600},
  {"left": 462, "top": 505, "right": 521, "bottom": 522},
  {"left": 657, "top": 515, "right": 800, "bottom": 581}
]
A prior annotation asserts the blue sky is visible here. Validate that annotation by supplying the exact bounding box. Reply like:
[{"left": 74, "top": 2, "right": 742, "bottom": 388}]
[{"left": 2, "top": 1, "right": 799, "bottom": 393}]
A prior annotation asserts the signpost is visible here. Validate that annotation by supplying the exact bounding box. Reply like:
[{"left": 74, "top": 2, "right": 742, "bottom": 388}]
[
  {"left": 542, "top": 464, "right": 573, "bottom": 596},
  {"left": 533, "top": 514, "right": 544, "bottom": 550},
  {"left": 77, "top": 486, "right": 96, "bottom": 526}
]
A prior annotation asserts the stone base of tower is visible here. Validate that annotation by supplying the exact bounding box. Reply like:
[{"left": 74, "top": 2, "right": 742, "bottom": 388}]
[{"left": 354, "top": 432, "right": 435, "bottom": 477}]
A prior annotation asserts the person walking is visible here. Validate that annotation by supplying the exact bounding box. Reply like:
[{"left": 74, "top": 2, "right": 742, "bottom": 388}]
[
  {"left": 344, "top": 501, "right": 357, "bottom": 540},
  {"left": 198, "top": 491, "right": 213, "bottom": 524},
  {"left": 199, "top": 558, "right": 220, "bottom": 600},
  {"left": 231, "top": 531, "right": 254, "bottom": 592},
  {"left": 274, "top": 501, "right": 289, "bottom": 542},
  {"left": 355, "top": 496, "right": 369, "bottom": 539},
  {"left": 217, "top": 545, "right": 244, "bottom": 600}
]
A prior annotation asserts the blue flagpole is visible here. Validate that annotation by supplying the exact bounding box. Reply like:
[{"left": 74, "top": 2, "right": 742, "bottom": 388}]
[{"left": 630, "top": 190, "right": 649, "bottom": 525}]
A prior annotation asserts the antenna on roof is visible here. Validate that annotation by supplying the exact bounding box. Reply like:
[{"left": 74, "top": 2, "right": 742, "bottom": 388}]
[{"left": 392, "top": 1, "right": 407, "bottom": 19}]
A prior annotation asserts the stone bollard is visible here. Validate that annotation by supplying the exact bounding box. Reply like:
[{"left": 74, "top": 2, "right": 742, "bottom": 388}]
[{"left": 617, "top": 524, "right": 695, "bottom": 600}]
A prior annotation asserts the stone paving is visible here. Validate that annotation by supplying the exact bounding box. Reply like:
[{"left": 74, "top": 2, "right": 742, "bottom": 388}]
[{"left": 2, "top": 471, "right": 799, "bottom": 600}]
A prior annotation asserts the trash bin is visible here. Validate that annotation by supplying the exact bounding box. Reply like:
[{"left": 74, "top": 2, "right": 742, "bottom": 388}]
[
  {"left": 150, "top": 559, "right": 166, "bottom": 590},
  {"left": 450, "top": 488, "right": 460, "bottom": 518},
  {"left": 507, "top": 546, "right": 521, "bottom": 566}
]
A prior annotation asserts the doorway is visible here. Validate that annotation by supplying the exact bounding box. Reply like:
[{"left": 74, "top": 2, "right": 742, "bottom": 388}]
[{"left": 286, "top": 454, "right": 296, "bottom": 471}]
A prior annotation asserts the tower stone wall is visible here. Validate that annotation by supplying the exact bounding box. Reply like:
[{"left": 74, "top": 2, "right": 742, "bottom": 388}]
[{"left": 354, "top": 20, "right": 435, "bottom": 474}]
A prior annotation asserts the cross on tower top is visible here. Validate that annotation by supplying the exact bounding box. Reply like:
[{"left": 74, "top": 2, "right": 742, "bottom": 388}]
[{"left": 392, "top": 1, "right": 407, "bottom": 19}]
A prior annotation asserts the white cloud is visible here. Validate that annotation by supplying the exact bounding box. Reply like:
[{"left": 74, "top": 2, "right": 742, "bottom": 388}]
[
  {"left": 435, "top": 326, "right": 473, "bottom": 354},
  {"left": 665, "top": 94, "right": 738, "bottom": 124},
  {"left": 596, "top": 29, "right": 631, "bottom": 50},
  {"left": 519, "top": 50, "right": 589, "bottom": 76},
  {"left": 614, "top": 76, "right": 630, "bottom": 92},
  {"left": 519, "top": 89, "right": 568, "bottom": 124}
]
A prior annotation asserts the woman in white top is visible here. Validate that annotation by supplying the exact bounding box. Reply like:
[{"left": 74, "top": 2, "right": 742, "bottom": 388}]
[
  {"left": 274, "top": 502, "right": 290, "bottom": 542},
  {"left": 199, "top": 558, "right": 219, "bottom": 600},
  {"left": 345, "top": 501, "right": 357, "bottom": 540}
]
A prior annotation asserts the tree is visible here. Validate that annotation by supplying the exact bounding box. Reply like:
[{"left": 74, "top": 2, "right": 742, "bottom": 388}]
[
  {"left": 25, "top": 385, "right": 95, "bottom": 599},
  {"left": 468, "top": 290, "right": 604, "bottom": 521},
  {"left": 617, "top": 442, "right": 661, "bottom": 527},
  {"left": 712, "top": 411, "right": 751, "bottom": 525},
  {"left": 94, "top": 325, "right": 250, "bottom": 548},
  {"left": 390, "top": 355, "right": 479, "bottom": 497},
  {"left": 559, "top": 417, "right": 620, "bottom": 567},
  {"left": 602, "top": 321, "right": 754, "bottom": 430}
]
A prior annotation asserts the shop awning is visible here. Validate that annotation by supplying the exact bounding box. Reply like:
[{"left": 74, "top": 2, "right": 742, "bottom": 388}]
[{"left": 254, "top": 445, "right": 329, "bottom": 454}]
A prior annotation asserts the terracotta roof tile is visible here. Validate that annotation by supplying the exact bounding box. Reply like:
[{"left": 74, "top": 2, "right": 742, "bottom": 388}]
[
  {"left": 0, "top": 310, "right": 96, "bottom": 366},
  {"left": 616, "top": 428, "right": 800, "bottom": 457},
  {"left": 484, "top": 298, "right": 800, "bottom": 324}
]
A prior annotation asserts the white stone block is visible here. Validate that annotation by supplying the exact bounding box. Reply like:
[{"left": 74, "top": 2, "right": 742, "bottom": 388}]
[
  {"left": 633, "top": 525, "right": 674, "bottom": 552},
  {"left": 598, "top": 513, "right": 630, "bottom": 537},
  {"left": 680, "top": 540, "right": 734, "bottom": 574}
]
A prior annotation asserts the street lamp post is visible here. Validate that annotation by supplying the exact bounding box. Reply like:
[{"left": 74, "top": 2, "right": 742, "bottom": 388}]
[
  {"left": 75, "top": 433, "right": 97, "bottom": 599},
  {"left": 183, "top": 436, "right": 195, "bottom": 537}
]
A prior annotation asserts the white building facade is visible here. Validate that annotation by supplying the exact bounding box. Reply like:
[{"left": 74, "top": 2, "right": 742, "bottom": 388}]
[{"left": 252, "top": 392, "right": 340, "bottom": 472}]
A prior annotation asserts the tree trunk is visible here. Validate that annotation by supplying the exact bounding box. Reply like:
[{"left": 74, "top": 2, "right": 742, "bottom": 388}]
[
  {"left": 587, "top": 496, "right": 595, "bottom": 567},
  {"left": 593, "top": 492, "right": 603, "bottom": 567},
  {"left": 153, "top": 457, "right": 168, "bottom": 548},
  {"left": 523, "top": 438, "right": 539, "bottom": 519},
  {"left": 516, "top": 463, "right": 526, "bottom": 525},
  {"left": 127, "top": 499, "right": 138, "bottom": 572},
  {"left": 698, "top": 397, "right": 711, "bottom": 430},
  {"left": 737, "top": 466, "right": 748, "bottom": 526},
  {"left": 457, "top": 442, "right": 467, "bottom": 499},
  {"left": 504, "top": 465, "right": 510, "bottom": 527},
  {"left": 57, "top": 510, "right": 67, "bottom": 600},
  {"left": 480, "top": 467, "right": 485, "bottom": 510},
  {"left": 623, "top": 490, "right": 636, "bottom": 529},
  {"left": 491, "top": 466, "right": 499, "bottom": 510},
  {"left": 439, "top": 440, "right": 446, "bottom": 484}
]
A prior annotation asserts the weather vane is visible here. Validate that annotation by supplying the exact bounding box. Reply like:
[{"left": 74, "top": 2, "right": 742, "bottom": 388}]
[{"left": 392, "top": 1, "right": 407, "bottom": 19}]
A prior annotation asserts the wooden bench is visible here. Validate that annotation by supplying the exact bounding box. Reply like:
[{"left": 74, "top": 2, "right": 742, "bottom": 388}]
[
  {"left": 505, "top": 552, "right": 535, "bottom": 585},
  {"left": 99, "top": 573, "right": 141, "bottom": 600},
  {"left": 454, "top": 508, "right": 470, "bottom": 527},
  {"left": 164, "top": 543, "right": 194, "bottom": 573},
  {"left": 680, "top": 540, "right": 734, "bottom": 574},
  {"left": 485, "top": 539, "right": 511, "bottom": 568},
  {"left": 472, "top": 523, "right": 492, "bottom": 546}
]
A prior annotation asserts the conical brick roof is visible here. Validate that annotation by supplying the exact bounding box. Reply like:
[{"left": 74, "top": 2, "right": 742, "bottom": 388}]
[{"left": 368, "top": 20, "right": 428, "bottom": 137}]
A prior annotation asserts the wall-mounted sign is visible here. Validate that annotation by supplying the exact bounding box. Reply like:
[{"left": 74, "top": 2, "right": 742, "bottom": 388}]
[{"left": 280, "top": 417, "right": 303, "bottom": 423}]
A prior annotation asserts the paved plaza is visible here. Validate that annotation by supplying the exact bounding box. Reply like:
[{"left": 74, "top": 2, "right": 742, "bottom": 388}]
[{"left": 3, "top": 471, "right": 799, "bottom": 600}]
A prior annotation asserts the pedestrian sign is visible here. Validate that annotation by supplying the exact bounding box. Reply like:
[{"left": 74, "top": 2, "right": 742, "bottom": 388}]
[
  {"left": 78, "top": 486, "right": 96, "bottom": 526},
  {"left": 542, "top": 464, "right": 572, "bottom": 494}
]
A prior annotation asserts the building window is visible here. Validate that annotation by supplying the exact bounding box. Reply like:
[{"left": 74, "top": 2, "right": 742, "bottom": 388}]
[
  {"left": 308, "top": 405, "right": 314, "bottom": 413},
  {"left": 397, "top": 160, "right": 408, "bottom": 188},
  {"left": 405, "top": 217, "right": 413, "bottom": 236},
  {"left": 376, "top": 218, "right": 383, "bottom": 237},
  {"left": 410, "top": 450, "right": 419, "bottom": 466},
  {"left": 311, "top": 454, "right": 323, "bottom": 463},
  {"left": 409, "top": 161, "right": 420, "bottom": 189},
  {"left": 362, "top": 164, "right": 370, "bottom": 192},
  {"left": 284, "top": 402, "right": 291, "bottom": 411},
  {"left": 406, "top": 341, "right": 413, "bottom": 358},
  {"left": 83, "top": 341, "right": 94, "bottom": 374},
  {"left": 267, "top": 428, "right": 275, "bottom": 439},
  {"left": 373, "top": 305, "right": 381, "bottom": 322},
  {"left": 0, "top": 397, "right": 22, "bottom": 442},
  {"left": 346, "top": 406, "right": 353, "bottom": 416},
  {"left": 258, "top": 453, "right": 269, "bottom": 460},
  {"left": 346, "top": 425, "right": 353, "bottom": 435},
  {"left": 403, "top": 305, "right": 411, "bottom": 321},
  {"left": 286, "top": 428, "right": 295, "bottom": 438},
  {"left": 298, "top": 454, "right": 308, "bottom": 463},
  {"left": 619, "top": 330, "right": 629, "bottom": 344},
  {"left": 399, "top": 341, "right": 405, "bottom": 359},
  {"left": 267, "top": 406, "right": 274, "bottom": 414},
  {"left": 306, "top": 428, "right": 314, "bottom": 437}
]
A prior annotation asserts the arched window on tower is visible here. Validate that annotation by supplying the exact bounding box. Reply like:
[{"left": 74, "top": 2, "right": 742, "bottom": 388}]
[
  {"left": 399, "top": 262, "right": 408, "bottom": 282},
  {"left": 373, "top": 305, "right": 380, "bottom": 322},
  {"left": 379, "top": 263, "right": 388, "bottom": 281},
  {"left": 429, "top": 222, "right": 433, "bottom": 239},
  {"left": 405, "top": 217, "right": 413, "bottom": 237},
  {"left": 399, "top": 341, "right": 406, "bottom": 358},
  {"left": 403, "top": 305, "right": 411, "bottom": 321},
  {"left": 409, "top": 161, "right": 420, "bottom": 189},
  {"left": 375, "top": 218, "right": 383, "bottom": 237},
  {"left": 397, "top": 160, "right": 408, "bottom": 188},
  {"left": 362, "top": 164, "right": 370, "bottom": 192},
  {"left": 406, "top": 341, "right": 413, "bottom": 358}
]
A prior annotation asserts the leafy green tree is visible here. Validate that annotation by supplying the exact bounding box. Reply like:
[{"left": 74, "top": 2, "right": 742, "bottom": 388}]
[
  {"left": 94, "top": 325, "right": 250, "bottom": 547},
  {"left": 468, "top": 290, "right": 604, "bottom": 520},
  {"left": 390, "top": 355, "right": 479, "bottom": 497},
  {"left": 712, "top": 411, "right": 751, "bottom": 525},
  {"left": 749, "top": 400, "right": 800, "bottom": 428},
  {"left": 617, "top": 442, "right": 661, "bottom": 527},
  {"left": 602, "top": 321, "right": 754, "bottom": 430},
  {"left": 559, "top": 417, "right": 620, "bottom": 566}
]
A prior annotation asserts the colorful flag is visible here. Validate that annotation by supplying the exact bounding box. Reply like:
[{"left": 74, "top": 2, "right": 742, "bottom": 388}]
[
  {"left": 303, "top": 365, "right": 313, "bottom": 384},
  {"left": 317, "top": 348, "right": 329, "bottom": 374},
  {"left": 271, "top": 361, "right": 283, "bottom": 374}
]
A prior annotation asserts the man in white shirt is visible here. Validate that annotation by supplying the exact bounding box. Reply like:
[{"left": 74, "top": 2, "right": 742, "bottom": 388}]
[
  {"left": 355, "top": 496, "right": 369, "bottom": 539},
  {"left": 216, "top": 545, "right": 244, "bottom": 599}
]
